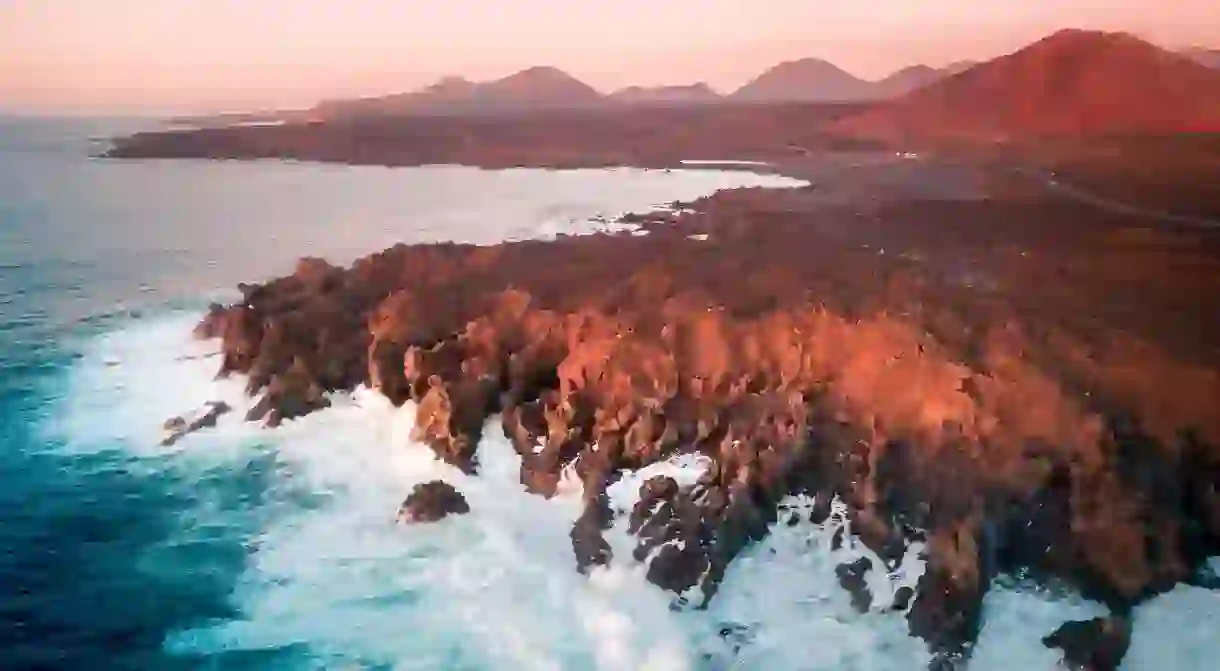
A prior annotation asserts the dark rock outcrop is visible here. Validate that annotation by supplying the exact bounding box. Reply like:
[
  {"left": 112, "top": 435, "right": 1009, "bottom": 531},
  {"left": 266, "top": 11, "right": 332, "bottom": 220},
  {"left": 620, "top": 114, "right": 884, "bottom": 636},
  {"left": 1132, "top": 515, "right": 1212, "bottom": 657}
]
[
  {"left": 836, "top": 557, "right": 875, "bottom": 612},
  {"left": 161, "top": 401, "right": 231, "bottom": 446},
  {"left": 397, "top": 481, "right": 471, "bottom": 524},
  {"left": 1042, "top": 615, "right": 1133, "bottom": 671}
]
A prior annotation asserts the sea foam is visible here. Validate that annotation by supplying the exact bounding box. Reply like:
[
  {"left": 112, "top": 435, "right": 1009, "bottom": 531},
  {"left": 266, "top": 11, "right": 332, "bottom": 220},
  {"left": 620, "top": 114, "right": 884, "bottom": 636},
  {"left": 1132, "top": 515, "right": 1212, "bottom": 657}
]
[{"left": 46, "top": 313, "right": 1220, "bottom": 669}]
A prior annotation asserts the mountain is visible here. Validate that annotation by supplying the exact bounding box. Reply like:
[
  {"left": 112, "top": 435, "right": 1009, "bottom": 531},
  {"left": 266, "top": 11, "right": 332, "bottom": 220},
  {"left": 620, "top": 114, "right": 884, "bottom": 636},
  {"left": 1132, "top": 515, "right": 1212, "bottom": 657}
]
[
  {"left": 314, "top": 67, "right": 603, "bottom": 118},
  {"left": 943, "top": 60, "right": 980, "bottom": 76},
  {"left": 731, "top": 59, "right": 974, "bottom": 102},
  {"left": 1184, "top": 48, "right": 1220, "bottom": 69},
  {"left": 412, "top": 76, "right": 481, "bottom": 105},
  {"left": 833, "top": 29, "right": 1220, "bottom": 142},
  {"left": 475, "top": 66, "right": 603, "bottom": 107},
  {"left": 730, "top": 58, "right": 874, "bottom": 102},
  {"left": 872, "top": 65, "right": 944, "bottom": 97},
  {"left": 607, "top": 83, "right": 722, "bottom": 105}
]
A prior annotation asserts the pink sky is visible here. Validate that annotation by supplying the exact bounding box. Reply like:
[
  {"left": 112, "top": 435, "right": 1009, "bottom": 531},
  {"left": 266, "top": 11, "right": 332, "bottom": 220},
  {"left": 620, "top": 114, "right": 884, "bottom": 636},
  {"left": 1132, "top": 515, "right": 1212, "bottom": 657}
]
[{"left": 1, "top": 0, "right": 1217, "bottom": 114}]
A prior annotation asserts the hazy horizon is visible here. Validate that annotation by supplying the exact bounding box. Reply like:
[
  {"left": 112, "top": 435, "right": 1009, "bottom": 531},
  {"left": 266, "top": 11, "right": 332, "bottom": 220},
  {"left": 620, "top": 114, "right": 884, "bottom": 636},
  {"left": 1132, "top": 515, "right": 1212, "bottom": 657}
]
[{"left": 2, "top": 1, "right": 1217, "bottom": 115}]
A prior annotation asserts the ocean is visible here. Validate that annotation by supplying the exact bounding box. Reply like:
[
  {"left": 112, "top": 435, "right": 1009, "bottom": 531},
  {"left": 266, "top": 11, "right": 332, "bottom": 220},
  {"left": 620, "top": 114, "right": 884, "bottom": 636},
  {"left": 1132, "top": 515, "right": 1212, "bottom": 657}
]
[{"left": 0, "top": 117, "right": 1216, "bottom": 670}]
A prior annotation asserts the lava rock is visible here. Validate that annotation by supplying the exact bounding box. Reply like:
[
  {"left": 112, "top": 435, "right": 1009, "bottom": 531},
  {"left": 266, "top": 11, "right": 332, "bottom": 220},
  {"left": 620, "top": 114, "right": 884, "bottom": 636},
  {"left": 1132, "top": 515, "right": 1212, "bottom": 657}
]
[
  {"left": 1042, "top": 616, "right": 1133, "bottom": 671},
  {"left": 836, "top": 556, "right": 875, "bottom": 612},
  {"left": 397, "top": 481, "right": 471, "bottom": 524},
  {"left": 161, "top": 401, "right": 231, "bottom": 446}
]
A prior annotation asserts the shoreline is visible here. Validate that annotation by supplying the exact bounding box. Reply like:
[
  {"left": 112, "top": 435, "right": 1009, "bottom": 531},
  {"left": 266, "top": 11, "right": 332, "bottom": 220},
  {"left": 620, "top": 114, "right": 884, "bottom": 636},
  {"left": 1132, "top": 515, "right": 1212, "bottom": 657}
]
[
  {"left": 88, "top": 112, "right": 1220, "bottom": 667},
  {"left": 180, "top": 156, "right": 1220, "bottom": 669}
]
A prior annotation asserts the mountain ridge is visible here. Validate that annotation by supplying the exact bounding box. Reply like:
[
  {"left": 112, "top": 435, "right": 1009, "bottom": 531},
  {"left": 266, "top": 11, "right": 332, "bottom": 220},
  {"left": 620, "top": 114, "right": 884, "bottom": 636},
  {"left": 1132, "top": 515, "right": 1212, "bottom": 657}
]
[
  {"left": 607, "top": 83, "right": 722, "bottom": 105},
  {"left": 314, "top": 66, "right": 603, "bottom": 118},
  {"left": 832, "top": 29, "right": 1220, "bottom": 141},
  {"left": 192, "top": 33, "right": 1220, "bottom": 122}
]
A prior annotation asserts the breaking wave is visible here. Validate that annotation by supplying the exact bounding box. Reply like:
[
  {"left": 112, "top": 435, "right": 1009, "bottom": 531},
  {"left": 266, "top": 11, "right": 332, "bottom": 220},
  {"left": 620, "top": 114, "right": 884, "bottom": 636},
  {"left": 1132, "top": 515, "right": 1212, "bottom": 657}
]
[{"left": 43, "top": 312, "right": 1220, "bottom": 669}]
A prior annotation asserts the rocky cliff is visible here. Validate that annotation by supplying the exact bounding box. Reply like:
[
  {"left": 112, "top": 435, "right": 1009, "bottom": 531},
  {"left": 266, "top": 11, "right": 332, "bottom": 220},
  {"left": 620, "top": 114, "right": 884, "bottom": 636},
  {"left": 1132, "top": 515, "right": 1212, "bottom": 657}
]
[{"left": 190, "top": 184, "right": 1220, "bottom": 669}]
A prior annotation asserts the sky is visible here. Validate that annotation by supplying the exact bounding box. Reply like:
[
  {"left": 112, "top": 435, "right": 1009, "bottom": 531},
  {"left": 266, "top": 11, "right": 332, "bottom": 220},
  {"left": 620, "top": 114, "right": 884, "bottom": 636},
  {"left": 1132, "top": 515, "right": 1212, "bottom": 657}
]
[{"left": 1, "top": 0, "right": 1217, "bottom": 114}]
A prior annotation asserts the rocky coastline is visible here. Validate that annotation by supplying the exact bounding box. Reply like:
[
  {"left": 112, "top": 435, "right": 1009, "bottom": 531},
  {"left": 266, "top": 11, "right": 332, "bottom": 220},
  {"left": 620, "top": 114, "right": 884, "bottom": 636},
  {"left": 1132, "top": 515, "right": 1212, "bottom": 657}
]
[
  {"left": 185, "top": 178, "right": 1220, "bottom": 669},
  {"left": 101, "top": 103, "right": 881, "bottom": 169}
]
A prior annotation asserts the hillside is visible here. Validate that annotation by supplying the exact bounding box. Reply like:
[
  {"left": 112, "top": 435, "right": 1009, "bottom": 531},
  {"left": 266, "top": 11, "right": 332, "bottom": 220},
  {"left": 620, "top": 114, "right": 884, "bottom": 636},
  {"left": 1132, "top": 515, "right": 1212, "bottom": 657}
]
[
  {"left": 833, "top": 29, "right": 1220, "bottom": 142},
  {"left": 314, "top": 67, "right": 603, "bottom": 118},
  {"left": 730, "top": 58, "right": 874, "bottom": 102},
  {"left": 1185, "top": 47, "right": 1220, "bottom": 69},
  {"left": 475, "top": 66, "right": 603, "bottom": 107},
  {"left": 251, "top": 57, "right": 973, "bottom": 123},
  {"left": 607, "top": 83, "right": 722, "bottom": 105},
  {"left": 872, "top": 65, "right": 943, "bottom": 97}
]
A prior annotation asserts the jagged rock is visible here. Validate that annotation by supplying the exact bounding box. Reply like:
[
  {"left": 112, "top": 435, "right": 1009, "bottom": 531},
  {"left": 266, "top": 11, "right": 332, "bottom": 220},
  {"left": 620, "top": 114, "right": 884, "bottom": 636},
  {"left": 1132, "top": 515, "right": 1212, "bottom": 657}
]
[
  {"left": 1042, "top": 615, "right": 1133, "bottom": 671},
  {"left": 571, "top": 485, "right": 614, "bottom": 573},
  {"left": 397, "top": 481, "right": 470, "bottom": 524},
  {"left": 193, "top": 303, "right": 230, "bottom": 339},
  {"left": 410, "top": 373, "right": 498, "bottom": 473},
  {"left": 907, "top": 520, "right": 991, "bottom": 668},
  {"left": 244, "top": 357, "right": 331, "bottom": 427},
  {"left": 160, "top": 401, "right": 231, "bottom": 446},
  {"left": 836, "top": 557, "right": 874, "bottom": 612}
]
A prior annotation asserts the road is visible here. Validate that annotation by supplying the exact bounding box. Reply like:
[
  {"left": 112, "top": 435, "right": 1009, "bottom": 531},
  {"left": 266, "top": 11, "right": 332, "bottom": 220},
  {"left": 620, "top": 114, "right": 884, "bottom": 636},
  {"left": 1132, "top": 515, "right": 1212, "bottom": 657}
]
[{"left": 1018, "top": 166, "right": 1220, "bottom": 229}]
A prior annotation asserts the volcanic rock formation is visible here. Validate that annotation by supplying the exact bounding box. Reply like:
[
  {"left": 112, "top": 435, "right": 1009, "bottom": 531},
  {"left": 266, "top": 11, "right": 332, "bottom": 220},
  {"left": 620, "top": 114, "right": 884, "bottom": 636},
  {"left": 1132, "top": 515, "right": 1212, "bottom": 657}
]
[
  {"left": 397, "top": 481, "right": 471, "bottom": 523},
  {"left": 190, "top": 188, "right": 1220, "bottom": 668},
  {"left": 1042, "top": 616, "right": 1133, "bottom": 671}
]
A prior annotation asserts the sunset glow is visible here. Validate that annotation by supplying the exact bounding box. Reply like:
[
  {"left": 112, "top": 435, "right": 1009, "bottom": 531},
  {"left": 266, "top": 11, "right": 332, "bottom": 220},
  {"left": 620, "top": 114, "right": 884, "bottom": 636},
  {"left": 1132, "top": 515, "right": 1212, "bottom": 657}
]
[{"left": 2, "top": 0, "right": 1216, "bottom": 113}]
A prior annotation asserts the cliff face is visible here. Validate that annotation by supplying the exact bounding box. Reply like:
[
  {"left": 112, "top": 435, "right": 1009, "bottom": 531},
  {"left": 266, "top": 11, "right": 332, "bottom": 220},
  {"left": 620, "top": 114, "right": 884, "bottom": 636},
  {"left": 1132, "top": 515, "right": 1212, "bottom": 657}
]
[{"left": 191, "top": 184, "right": 1220, "bottom": 669}]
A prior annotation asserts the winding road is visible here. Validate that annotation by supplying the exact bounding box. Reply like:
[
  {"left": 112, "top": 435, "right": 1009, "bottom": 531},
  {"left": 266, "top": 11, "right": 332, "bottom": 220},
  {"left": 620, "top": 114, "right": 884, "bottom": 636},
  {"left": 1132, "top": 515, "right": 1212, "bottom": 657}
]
[{"left": 1018, "top": 166, "right": 1220, "bottom": 229}]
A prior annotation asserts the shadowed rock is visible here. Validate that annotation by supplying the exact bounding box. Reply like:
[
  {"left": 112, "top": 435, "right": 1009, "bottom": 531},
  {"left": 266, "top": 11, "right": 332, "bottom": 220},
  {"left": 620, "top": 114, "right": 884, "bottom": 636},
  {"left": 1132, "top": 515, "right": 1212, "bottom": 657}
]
[
  {"left": 836, "top": 557, "right": 875, "bottom": 612},
  {"left": 397, "top": 481, "right": 471, "bottom": 524},
  {"left": 1042, "top": 615, "right": 1132, "bottom": 671},
  {"left": 161, "top": 401, "right": 232, "bottom": 446}
]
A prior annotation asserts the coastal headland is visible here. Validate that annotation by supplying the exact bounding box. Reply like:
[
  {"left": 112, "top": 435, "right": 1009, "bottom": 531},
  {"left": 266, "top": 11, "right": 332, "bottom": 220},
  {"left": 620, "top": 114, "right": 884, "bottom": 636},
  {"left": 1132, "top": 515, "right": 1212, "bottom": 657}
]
[{"left": 108, "top": 28, "right": 1220, "bottom": 669}]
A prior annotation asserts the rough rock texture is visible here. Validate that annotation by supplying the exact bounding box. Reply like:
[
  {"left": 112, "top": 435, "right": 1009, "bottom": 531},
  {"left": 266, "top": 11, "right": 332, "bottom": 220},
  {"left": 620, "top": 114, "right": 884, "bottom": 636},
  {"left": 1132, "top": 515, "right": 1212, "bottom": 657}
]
[
  {"left": 397, "top": 481, "right": 471, "bottom": 524},
  {"left": 1042, "top": 616, "right": 1133, "bottom": 671},
  {"left": 190, "top": 183, "right": 1220, "bottom": 668},
  {"left": 161, "top": 401, "right": 231, "bottom": 446}
]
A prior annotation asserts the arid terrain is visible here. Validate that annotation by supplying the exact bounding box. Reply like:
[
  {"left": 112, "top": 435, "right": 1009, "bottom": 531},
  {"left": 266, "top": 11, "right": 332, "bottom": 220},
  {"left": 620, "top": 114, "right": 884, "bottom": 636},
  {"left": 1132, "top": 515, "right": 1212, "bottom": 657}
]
[{"left": 107, "top": 27, "right": 1220, "bottom": 670}]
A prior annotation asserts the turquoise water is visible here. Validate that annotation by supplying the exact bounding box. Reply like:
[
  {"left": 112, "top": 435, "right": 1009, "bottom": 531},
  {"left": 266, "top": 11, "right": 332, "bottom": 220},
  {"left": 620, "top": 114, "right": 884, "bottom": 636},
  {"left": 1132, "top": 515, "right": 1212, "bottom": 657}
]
[
  {"left": 0, "top": 124, "right": 807, "bottom": 670},
  {"left": 3, "top": 117, "right": 1216, "bottom": 670},
  {"left": 1, "top": 118, "right": 239, "bottom": 669}
]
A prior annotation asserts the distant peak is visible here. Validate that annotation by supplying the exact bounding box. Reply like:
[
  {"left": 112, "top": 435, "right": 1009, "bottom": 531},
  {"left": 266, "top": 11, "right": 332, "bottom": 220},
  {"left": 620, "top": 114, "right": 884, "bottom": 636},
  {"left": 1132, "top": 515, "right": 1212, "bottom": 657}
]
[
  {"left": 506, "top": 65, "right": 577, "bottom": 80},
  {"left": 775, "top": 57, "right": 846, "bottom": 71},
  {"left": 483, "top": 65, "right": 602, "bottom": 102},
  {"left": 1036, "top": 28, "right": 1149, "bottom": 50},
  {"left": 883, "top": 64, "right": 937, "bottom": 79}
]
